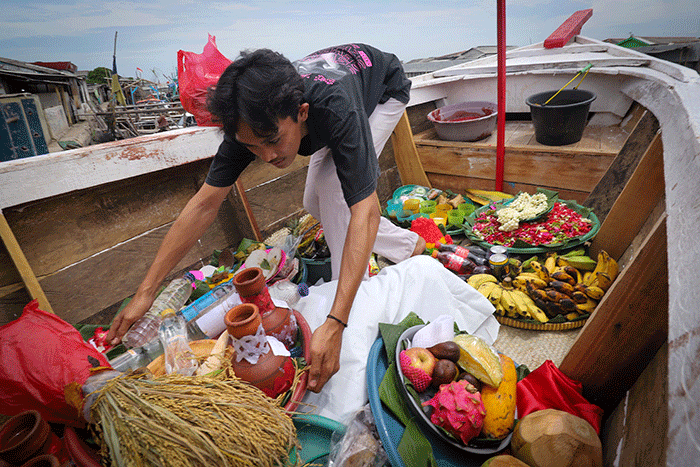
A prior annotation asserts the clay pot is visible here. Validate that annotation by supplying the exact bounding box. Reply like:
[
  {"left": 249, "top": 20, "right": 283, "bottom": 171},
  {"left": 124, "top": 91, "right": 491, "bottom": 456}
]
[
  {"left": 20, "top": 455, "right": 59, "bottom": 467},
  {"left": 224, "top": 303, "right": 263, "bottom": 339},
  {"left": 224, "top": 302, "right": 295, "bottom": 399},
  {"left": 233, "top": 267, "right": 298, "bottom": 349},
  {"left": 0, "top": 411, "right": 51, "bottom": 465},
  {"left": 231, "top": 350, "right": 295, "bottom": 399}
]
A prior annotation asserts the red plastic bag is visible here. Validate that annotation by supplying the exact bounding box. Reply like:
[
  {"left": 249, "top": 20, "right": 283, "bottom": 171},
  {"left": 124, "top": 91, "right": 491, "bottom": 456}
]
[
  {"left": 516, "top": 359, "right": 604, "bottom": 434},
  {"left": 0, "top": 300, "right": 110, "bottom": 427},
  {"left": 177, "top": 34, "right": 232, "bottom": 127}
]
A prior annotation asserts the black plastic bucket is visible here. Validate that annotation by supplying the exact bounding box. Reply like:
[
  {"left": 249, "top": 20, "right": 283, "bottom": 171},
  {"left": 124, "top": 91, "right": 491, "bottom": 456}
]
[{"left": 526, "top": 89, "right": 596, "bottom": 146}]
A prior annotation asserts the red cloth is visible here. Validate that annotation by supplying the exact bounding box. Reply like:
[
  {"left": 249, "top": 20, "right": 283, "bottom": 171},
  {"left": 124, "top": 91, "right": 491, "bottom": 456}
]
[{"left": 516, "top": 359, "right": 604, "bottom": 434}]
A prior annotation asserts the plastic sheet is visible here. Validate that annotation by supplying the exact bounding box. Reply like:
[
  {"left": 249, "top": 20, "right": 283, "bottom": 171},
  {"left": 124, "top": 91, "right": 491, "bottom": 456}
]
[
  {"left": 177, "top": 34, "right": 232, "bottom": 126},
  {"left": 0, "top": 300, "right": 110, "bottom": 426}
]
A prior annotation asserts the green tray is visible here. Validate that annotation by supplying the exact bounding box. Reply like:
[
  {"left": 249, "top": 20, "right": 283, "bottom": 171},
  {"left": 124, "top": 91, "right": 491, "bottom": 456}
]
[{"left": 463, "top": 195, "right": 600, "bottom": 255}]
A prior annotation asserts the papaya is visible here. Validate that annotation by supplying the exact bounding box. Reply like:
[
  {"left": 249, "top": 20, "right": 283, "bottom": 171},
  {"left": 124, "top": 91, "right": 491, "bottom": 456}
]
[
  {"left": 480, "top": 353, "right": 517, "bottom": 439},
  {"left": 481, "top": 455, "right": 529, "bottom": 467}
]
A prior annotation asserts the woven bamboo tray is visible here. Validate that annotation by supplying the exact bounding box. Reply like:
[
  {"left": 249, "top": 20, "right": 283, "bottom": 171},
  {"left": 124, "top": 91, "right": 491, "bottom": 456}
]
[{"left": 495, "top": 315, "right": 588, "bottom": 331}]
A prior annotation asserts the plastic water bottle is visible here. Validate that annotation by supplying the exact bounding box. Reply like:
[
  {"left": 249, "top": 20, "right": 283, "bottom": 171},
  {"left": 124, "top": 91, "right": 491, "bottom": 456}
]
[
  {"left": 178, "top": 280, "right": 235, "bottom": 322},
  {"left": 108, "top": 347, "right": 149, "bottom": 372},
  {"left": 158, "top": 308, "right": 198, "bottom": 376},
  {"left": 122, "top": 272, "right": 197, "bottom": 349},
  {"left": 268, "top": 280, "right": 309, "bottom": 308},
  {"left": 186, "top": 292, "right": 242, "bottom": 340}
]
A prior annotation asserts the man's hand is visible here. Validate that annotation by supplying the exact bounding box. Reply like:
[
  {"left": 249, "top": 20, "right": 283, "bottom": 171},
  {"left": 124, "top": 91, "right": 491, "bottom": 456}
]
[
  {"left": 105, "top": 291, "right": 153, "bottom": 345},
  {"left": 307, "top": 318, "right": 345, "bottom": 392}
]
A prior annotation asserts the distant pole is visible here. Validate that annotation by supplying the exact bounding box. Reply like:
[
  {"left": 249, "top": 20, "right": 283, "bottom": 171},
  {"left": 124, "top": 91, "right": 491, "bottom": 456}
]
[
  {"left": 495, "top": 0, "right": 506, "bottom": 192},
  {"left": 112, "top": 31, "right": 118, "bottom": 75}
]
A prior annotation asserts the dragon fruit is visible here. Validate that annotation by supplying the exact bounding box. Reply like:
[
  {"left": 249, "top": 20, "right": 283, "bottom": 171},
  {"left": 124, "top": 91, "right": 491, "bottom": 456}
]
[{"left": 423, "top": 380, "right": 486, "bottom": 445}]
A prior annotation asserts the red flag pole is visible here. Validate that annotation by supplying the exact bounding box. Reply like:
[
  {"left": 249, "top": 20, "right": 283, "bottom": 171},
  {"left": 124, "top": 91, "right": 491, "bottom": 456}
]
[{"left": 495, "top": 0, "right": 506, "bottom": 191}]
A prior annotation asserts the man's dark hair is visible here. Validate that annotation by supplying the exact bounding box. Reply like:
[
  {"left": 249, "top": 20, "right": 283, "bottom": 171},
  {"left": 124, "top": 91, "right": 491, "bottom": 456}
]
[{"left": 207, "top": 49, "right": 305, "bottom": 137}]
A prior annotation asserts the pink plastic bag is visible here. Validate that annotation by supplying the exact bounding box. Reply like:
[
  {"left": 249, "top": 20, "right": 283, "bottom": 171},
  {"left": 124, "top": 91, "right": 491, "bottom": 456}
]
[
  {"left": 0, "top": 300, "right": 110, "bottom": 427},
  {"left": 177, "top": 34, "right": 232, "bottom": 126}
]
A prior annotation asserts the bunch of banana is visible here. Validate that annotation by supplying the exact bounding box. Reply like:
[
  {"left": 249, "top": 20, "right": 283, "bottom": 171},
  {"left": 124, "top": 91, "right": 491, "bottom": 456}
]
[
  {"left": 470, "top": 273, "right": 549, "bottom": 323},
  {"left": 514, "top": 250, "right": 619, "bottom": 321}
]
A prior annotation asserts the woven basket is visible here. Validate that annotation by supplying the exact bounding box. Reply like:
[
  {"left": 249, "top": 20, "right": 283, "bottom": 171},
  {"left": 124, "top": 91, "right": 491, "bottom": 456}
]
[{"left": 495, "top": 315, "right": 588, "bottom": 331}]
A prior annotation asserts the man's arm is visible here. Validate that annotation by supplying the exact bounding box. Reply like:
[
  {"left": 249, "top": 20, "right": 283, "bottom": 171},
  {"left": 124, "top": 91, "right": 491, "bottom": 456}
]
[
  {"left": 307, "top": 191, "right": 381, "bottom": 392},
  {"left": 106, "top": 182, "right": 233, "bottom": 345}
]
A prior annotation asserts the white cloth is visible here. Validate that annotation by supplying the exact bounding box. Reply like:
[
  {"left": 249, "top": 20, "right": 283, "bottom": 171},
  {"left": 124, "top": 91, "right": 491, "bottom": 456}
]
[
  {"left": 302, "top": 98, "right": 421, "bottom": 281},
  {"left": 296, "top": 255, "right": 499, "bottom": 424}
]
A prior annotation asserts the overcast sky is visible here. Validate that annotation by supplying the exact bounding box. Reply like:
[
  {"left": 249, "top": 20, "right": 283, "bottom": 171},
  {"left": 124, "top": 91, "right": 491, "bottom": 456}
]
[{"left": 2, "top": 0, "right": 698, "bottom": 83}]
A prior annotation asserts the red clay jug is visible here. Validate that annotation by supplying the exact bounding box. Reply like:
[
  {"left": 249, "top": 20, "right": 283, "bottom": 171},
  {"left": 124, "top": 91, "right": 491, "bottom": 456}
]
[
  {"left": 224, "top": 303, "right": 294, "bottom": 399},
  {"left": 233, "top": 267, "right": 298, "bottom": 349}
]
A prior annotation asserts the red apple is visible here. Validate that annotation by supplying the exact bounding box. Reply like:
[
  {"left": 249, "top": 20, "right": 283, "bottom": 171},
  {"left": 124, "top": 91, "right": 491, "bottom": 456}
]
[
  {"left": 404, "top": 347, "right": 437, "bottom": 376},
  {"left": 400, "top": 347, "right": 437, "bottom": 392}
]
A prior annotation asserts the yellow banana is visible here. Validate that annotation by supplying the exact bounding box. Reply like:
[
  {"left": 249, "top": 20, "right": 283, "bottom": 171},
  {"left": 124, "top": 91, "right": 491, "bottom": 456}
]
[
  {"left": 600, "top": 250, "right": 619, "bottom": 281},
  {"left": 565, "top": 312, "right": 580, "bottom": 321},
  {"left": 515, "top": 290, "right": 549, "bottom": 323},
  {"left": 590, "top": 272, "right": 613, "bottom": 291},
  {"left": 477, "top": 281, "right": 497, "bottom": 299},
  {"left": 468, "top": 273, "right": 498, "bottom": 290},
  {"left": 551, "top": 270, "right": 576, "bottom": 286},
  {"left": 494, "top": 302, "right": 507, "bottom": 317},
  {"left": 512, "top": 277, "right": 530, "bottom": 293},
  {"left": 500, "top": 289, "right": 518, "bottom": 316},
  {"left": 584, "top": 285, "right": 605, "bottom": 300},
  {"left": 544, "top": 254, "right": 557, "bottom": 275},
  {"left": 575, "top": 297, "right": 598, "bottom": 314},
  {"left": 488, "top": 284, "right": 504, "bottom": 306},
  {"left": 589, "top": 251, "right": 610, "bottom": 281},
  {"left": 563, "top": 266, "right": 582, "bottom": 284},
  {"left": 510, "top": 289, "right": 532, "bottom": 319},
  {"left": 531, "top": 261, "right": 551, "bottom": 282},
  {"left": 571, "top": 290, "right": 589, "bottom": 304},
  {"left": 582, "top": 271, "right": 593, "bottom": 285}
]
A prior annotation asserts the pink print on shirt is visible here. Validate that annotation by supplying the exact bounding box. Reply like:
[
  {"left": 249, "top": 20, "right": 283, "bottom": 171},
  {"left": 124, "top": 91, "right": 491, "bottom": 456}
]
[{"left": 295, "top": 44, "right": 373, "bottom": 85}]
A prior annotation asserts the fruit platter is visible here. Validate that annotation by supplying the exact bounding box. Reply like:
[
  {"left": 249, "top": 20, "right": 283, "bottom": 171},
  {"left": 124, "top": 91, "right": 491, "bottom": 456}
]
[
  {"left": 463, "top": 189, "right": 600, "bottom": 255},
  {"left": 467, "top": 249, "right": 620, "bottom": 331},
  {"left": 396, "top": 325, "right": 518, "bottom": 454}
]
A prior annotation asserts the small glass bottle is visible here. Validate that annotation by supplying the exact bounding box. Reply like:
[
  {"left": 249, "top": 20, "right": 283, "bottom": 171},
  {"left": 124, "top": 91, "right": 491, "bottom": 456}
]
[
  {"left": 431, "top": 250, "right": 477, "bottom": 275},
  {"left": 122, "top": 272, "right": 197, "bottom": 349},
  {"left": 158, "top": 308, "right": 198, "bottom": 376}
]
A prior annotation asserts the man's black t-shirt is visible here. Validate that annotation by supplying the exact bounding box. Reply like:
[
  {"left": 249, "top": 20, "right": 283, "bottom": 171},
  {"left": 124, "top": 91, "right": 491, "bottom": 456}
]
[{"left": 205, "top": 43, "right": 411, "bottom": 207}]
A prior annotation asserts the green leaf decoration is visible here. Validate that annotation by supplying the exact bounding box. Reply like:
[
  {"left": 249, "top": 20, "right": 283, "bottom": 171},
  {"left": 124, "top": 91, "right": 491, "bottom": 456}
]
[
  {"left": 379, "top": 361, "right": 413, "bottom": 427},
  {"left": 397, "top": 419, "right": 438, "bottom": 467},
  {"left": 260, "top": 258, "right": 271, "bottom": 270}
]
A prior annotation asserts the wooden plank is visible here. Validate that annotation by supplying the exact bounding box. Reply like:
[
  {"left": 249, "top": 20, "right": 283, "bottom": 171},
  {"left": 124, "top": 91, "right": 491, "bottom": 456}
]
[
  {"left": 0, "top": 126, "right": 222, "bottom": 209},
  {"left": 0, "top": 160, "right": 211, "bottom": 287},
  {"left": 544, "top": 9, "right": 593, "bottom": 49},
  {"left": 391, "top": 111, "right": 431, "bottom": 187},
  {"left": 414, "top": 123, "right": 622, "bottom": 156},
  {"left": 583, "top": 109, "right": 660, "bottom": 222},
  {"left": 26, "top": 197, "right": 242, "bottom": 324},
  {"left": 590, "top": 133, "right": 664, "bottom": 260},
  {"left": 416, "top": 144, "right": 613, "bottom": 193},
  {"left": 0, "top": 212, "right": 53, "bottom": 314},
  {"left": 559, "top": 215, "right": 668, "bottom": 411}
]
